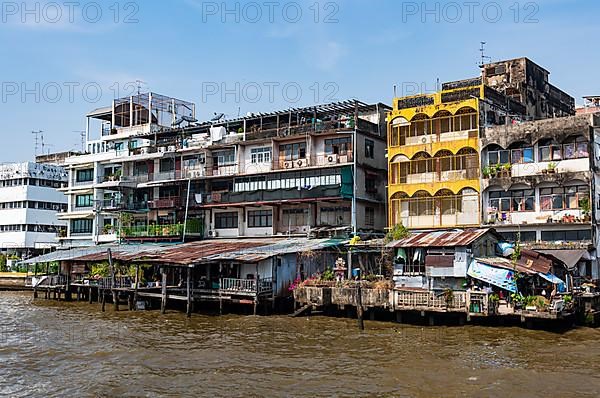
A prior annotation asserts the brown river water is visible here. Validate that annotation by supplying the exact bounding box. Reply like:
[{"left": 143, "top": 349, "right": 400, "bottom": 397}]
[{"left": 1, "top": 291, "right": 600, "bottom": 398}]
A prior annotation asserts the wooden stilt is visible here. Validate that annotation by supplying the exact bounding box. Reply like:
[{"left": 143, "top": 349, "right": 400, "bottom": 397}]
[
  {"left": 101, "top": 291, "right": 106, "bottom": 312},
  {"left": 113, "top": 290, "right": 119, "bottom": 312},
  {"left": 160, "top": 268, "right": 167, "bottom": 314},
  {"left": 356, "top": 282, "right": 364, "bottom": 331},
  {"left": 128, "top": 293, "right": 134, "bottom": 311},
  {"left": 218, "top": 262, "right": 223, "bottom": 315},
  {"left": 88, "top": 287, "right": 93, "bottom": 304},
  {"left": 133, "top": 263, "right": 140, "bottom": 310},
  {"left": 186, "top": 267, "right": 192, "bottom": 317}
]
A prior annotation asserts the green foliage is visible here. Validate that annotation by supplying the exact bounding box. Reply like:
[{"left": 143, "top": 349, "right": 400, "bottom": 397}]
[
  {"left": 563, "top": 294, "right": 573, "bottom": 304},
  {"left": 385, "top": 224, "right": 410, "bottom": 243},
  {"left": 0, "top": 254, "right": 7, "bottom": 272},
  {"left": 321, "top": 268, "right": 334, "bottom": 281},
  {"left": 579, "top": 197, "right": 590, "bottom": 214},
  {"left": 547, "top": 162, "right": 557, "bottom": 170},
  {"left": 90, "top": 262, "right": 109, "bottom": 277},
  {"left": 489, "top": 293, "right": 500, "bottom": 302},
  {"left": 482, "top": 166, "right": 491, "bottom": 178}
]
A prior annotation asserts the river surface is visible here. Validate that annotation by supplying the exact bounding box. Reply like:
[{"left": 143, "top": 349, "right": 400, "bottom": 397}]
[{"left": 1, "top": 291, "right": 600, "bottom": 397}]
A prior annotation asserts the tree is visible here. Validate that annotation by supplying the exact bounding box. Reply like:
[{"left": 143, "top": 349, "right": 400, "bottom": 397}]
[
  {"left": 0, "top": 254, "right": 7, "bottom": 272},
  {"left": 384, "top": 224, "right": 410, "bottom": 243}
]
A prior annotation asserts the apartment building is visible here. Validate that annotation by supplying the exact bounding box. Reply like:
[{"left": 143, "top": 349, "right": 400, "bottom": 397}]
[
  {"left": 388, "top": 57, "right": 574, "bottom": 231},
  {"left": 59, "top": 93, "right": 389, "bottom": 246},
  {"left": 0, "top": 162, "right": 68, "bottom": 258},
  {"left": 481, "top": 113, "right": 600, "bottom": 279}
]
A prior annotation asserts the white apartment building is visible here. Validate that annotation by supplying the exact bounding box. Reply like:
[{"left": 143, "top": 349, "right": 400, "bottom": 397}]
[
  {"left": 0, "top": 162, "right": 68, "bottom": 259},
  {"left": 59, "top": 93, "right": 389, "bottom": 246}
]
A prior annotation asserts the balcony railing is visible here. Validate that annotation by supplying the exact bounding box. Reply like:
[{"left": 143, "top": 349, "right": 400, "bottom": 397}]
[
  {"left": 220, "top": 277, "right": 256, "bottom": 293},
  {"left": 120, "top": 222, "right": 203, "bottom": 239},
  {"left": 219, "top": 277, "right": 273, "bottom": 295},
  {"left": 193, "top": 185, "right": 344, "bottom": 206},
  {"left": 148, "top": 197, "right": 181, "bottom": 209}
]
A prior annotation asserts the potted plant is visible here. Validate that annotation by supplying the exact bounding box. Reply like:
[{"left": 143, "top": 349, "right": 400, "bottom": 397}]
[
  {"left": 547, "top": 162, "right": 557, "bottom": 173},
  {"left": 102, "top": 224, "right": 113, "bottom": 235},
  {"left": 580, "top": 197, "right": 591, "bottom": 222},
  {"left": 482, "top": 166, "right": 491, "bottom": 178},
  {"left": 501, "top": 163, "right": 512, "bottom": 177}
]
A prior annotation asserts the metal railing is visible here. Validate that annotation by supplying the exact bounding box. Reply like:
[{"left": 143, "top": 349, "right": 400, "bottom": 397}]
[
  {"left": 258, "top": 277, "right": 274, "bottom": 294},
  {"left": 395, "top": 290, "right": 467, "bottom": 310},
  {"left": 220, "top": 278, "right": 257, "bottom": 293},
  {"left": 98, "top": 276, "right": 133, "bottom": 289}
]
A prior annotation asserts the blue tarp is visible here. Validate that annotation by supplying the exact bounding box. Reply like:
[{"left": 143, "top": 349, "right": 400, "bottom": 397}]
[{"left": 467, "top": 260, "right": 517, "bottom": 293}]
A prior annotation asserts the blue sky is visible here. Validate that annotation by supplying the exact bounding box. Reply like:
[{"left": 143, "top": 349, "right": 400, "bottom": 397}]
[{"left": 0, "top": 0, "right": 598, "bottom": 162}]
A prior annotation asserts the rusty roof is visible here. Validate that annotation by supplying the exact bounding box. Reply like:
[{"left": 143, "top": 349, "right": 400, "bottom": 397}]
[
  {"left": 387, "top": 229, "right": 495, "bottom": 248},
  {"left": 476, "top": 250, "right": 554, "bottom": 275},
  {"left": 67, "top": 238, "right": 346, "bottom": 266}
]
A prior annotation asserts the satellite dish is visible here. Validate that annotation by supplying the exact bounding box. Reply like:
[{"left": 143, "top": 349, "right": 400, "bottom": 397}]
[{"left": 211, "top": 113, "right": 225, "bottom": 122}]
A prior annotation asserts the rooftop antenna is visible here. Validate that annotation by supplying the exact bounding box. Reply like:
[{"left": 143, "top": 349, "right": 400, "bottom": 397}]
[
  {"left": 74, "top": 130, "right": 86, "bottom": 152},
  {"left": 135, "top": 80, "right": 147, "bottom": 95},
  {"left": 31, "top": 130, "right": 43, "bottom": 157},
  {"left": 479, "top": 41, "right": 491, "bottom": 67}
]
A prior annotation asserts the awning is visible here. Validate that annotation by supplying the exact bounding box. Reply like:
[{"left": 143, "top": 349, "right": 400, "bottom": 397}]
[
  {"left": 468, "top": 260, "right": 517, "bottom": 292},
  {"left": 537, "top": 249, "right": 590, "bottom": 270}
]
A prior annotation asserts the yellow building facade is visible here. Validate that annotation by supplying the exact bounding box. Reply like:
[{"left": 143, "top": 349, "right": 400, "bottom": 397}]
[{"left": 387, "top": 84, "right": 483, "bottom": 230}]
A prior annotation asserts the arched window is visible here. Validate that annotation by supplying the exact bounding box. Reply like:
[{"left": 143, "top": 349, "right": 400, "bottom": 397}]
[{"left": 453, "top": 107, "right": 478, "bottom": 132}]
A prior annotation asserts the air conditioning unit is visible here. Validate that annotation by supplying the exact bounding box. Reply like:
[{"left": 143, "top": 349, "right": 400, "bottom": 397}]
[
  {"left": 208, "top": 230, "right": 219, "bottom": 238},
  {"left": 284, "top": 161, "right": 294, "bottom": 169},
  {"left": 296, "top": 158, "right": 310, "bottom": 168},
  {"left": 140, "top": 148, "right": 149, "bottom": 154},
  {"left": 167, "top": 145, "right": 176, "bottom": 152},
  {"left": 158, "top": 147, "right": 167, "bottom": 153},
  {"left": 325, "top": 154, "right": 338, "bottom": 165}
]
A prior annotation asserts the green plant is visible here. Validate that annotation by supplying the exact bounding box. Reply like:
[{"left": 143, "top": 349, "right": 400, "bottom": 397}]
[
  {"left": 120, "top": 212, "right": 134, "bottom": 227},
  {"left": 502, "top": 163, "right": 511, "bottom": 170},
  {"left": 489, "top": 293, "right": 500, "bottom": 302},
  {"left": 482, "top": 166, "right": 491, "bottom": 178},
  {"left": 321, "top": 268, "right": 334, "bottom": 281},
  {"left": 579, "top": 197, "right": 590, "bottom": 214},
  {"left": 0, "top": 254, "right": 7, "bottom": 272},
  {"left": 563, "top": 294, "right": 573, "bottom": 305},
  {"left": 385, "top": 224, "right": 410, "bottom": 243},
  {"left": 90, "top": 262, "right": 110, "bottom": 278},
  {"left": 547, "top": 162, "right": 557, "bottom": 171}
]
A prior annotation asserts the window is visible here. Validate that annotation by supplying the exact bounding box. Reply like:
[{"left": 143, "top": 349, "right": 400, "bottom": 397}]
[
  {"left": 75, "top": 194, "right": 94, "bottom": 208},
  {"left": 280, "top": 142, "right": 306, "bottom": 161},
  {"left": 159, "top": 158, "right": 175, "bottom": 172},
  {"left": 214, "top": 150, "right": 236, "bottom": 166},
  {"left": 365, "top": 139, "right": 374, "bottom": 159},
  {"left": 540, "top": 186, "right": 589, "bottom": 210},
  {"left": 365, "top": 207, "right": 375, "bottom": 226},
  {"left": 215, "top": 212, "right": 238, "bottom": 229},
  {"left": 500, "top": 231, "right": 536, "bottom": 243},
  {"left": 251, "top": 147, "right": 271, "bottom": 164},
  {"left": 320, "top": 206, "right": 351, "bottom": 226},
  {"left": 71, "top": 219, "right": 92, "bottom": 234},
  {"left": 282, "top": 208, "right": 308, "bottom": 227},
  {"left": 76, "top": 169, "right": 93, "bottom": 183},
  {"left": 325, "top": 137, "right": 352, "bottom": 155},
  {"left": 541, "top": 229, "right": 591, "bottom": 242},
  {"left": 365, "top": 176, "right": 377, "bottom": 193},
  {"left": 248, "top": 210, "right": 272, "bottom": 228}
]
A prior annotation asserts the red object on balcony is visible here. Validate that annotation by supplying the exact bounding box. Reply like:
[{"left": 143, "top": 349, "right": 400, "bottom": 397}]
[{"left": 148, "top": 197, "right": 180, "bottom": 209}]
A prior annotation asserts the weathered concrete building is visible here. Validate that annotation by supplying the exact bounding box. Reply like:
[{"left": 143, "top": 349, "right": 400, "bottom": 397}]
[{"left": 481, "top": 112, "right": 600, "bottom": 279}]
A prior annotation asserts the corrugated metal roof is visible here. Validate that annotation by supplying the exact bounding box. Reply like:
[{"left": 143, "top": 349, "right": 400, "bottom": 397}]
[
  {"left": 37, "top": 238, "right": 347, "bottom": 266},
  {"left": 387, "top": 229, "right": 493, "bottom": 248}
]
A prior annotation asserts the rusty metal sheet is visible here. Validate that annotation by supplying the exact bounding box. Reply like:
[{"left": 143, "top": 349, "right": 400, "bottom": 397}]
[{"left": 387, "top": 229, "right": 492, "bottom": 248}]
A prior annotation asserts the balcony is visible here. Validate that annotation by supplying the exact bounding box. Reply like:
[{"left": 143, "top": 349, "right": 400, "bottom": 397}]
[
  {"left": 273, "top": 152, "right": 354, "bottom": 171},
  {"left": 148, "top": 197, "right": 181, "bottom": 209},
  {"left": 120, "top": 222, "right": 203, "bottom": 240},
  {"left": 193, "top": 185, "right": 344, "bottom": 206}
]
